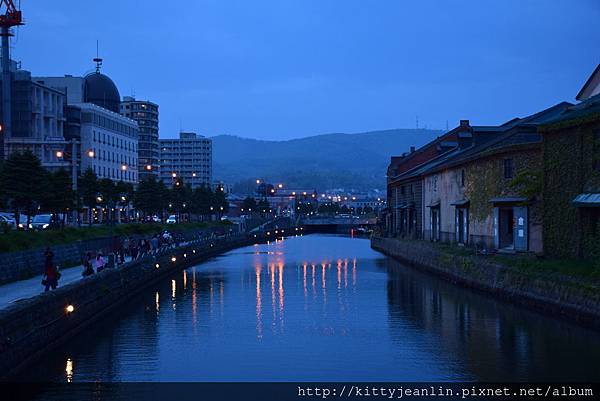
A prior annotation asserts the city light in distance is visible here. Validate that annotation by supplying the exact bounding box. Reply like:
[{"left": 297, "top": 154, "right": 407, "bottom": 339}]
[{"left": 65, "top": 305, "right": 75, "bottom": 313}]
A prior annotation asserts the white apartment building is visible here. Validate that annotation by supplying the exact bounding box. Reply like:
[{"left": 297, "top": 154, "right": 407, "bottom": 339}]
[
  {"left": 76, "top": 103, "right": 139, "bottom": 184},
  {"left": 159, "top": 132, "right": 212, "bottom": 189}
]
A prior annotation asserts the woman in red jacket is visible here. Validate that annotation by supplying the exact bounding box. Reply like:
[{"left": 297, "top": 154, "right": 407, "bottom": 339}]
[{"left": 43, "top": 247, "right": 59, "bottom": 292}]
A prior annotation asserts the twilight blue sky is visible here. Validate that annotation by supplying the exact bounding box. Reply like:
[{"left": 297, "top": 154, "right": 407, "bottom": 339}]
[{"left": 13, "top": 0, "right": 600, "bottom": 140}]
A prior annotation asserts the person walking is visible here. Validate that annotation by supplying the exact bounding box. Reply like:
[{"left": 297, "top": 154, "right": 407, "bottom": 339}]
[
  {"left": 95, "top": 251, "right": 106, "bottom": 272},
  {"left": 129, "top": 239, "right": 138, "bottom": 260},
  {"left": 42, "top": 247, "right": 59, "bottom": 292},
  {"left": 151, "top": 234, "right": 159, "bottom": 254},
  {"left": 82, "top": 252, "right": 94, "bottom": 277}
]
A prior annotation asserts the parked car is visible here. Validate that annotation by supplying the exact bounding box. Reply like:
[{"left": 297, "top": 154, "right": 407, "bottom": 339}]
[
  {"left": 30, "top": 214, "right": 56, "bottom": 230},
  {"left": 0, "top": 212, "right": 28, "bottom": 229},
  {"left": 0, "top": 214, "right": 16, "bottom": 230},
  {"left": 166, "top": 215, "right": 177, "bottom": 224}
]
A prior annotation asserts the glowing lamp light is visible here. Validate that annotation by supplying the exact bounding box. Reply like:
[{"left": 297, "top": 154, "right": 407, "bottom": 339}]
[
  {"left": 121, "top": 164, "right": 128, "bottom": 171},
  {"left": 155, "top": 263, "right": 160, "bottom": 269},
  {"left": 172, "top": 172, "right": 177, "bottom": 178},
  {"left": 183, "top": 253, "right": 187, "bottom": 258},
  {"left": 87, "top": 150, "right": 95, "bottom": 158},
  {"left": 171, "top": 256, "right": 177, "bottom": 262},
  {"left": 192, "top": 249, "right": 196, "bottom": 254},
  {"left": 145, "top": 165, "right": 152, "bottom": 171},
  {"left": 66, "top": 305, "right": 75, "bottom": 313},
  {"left": 55, "top": 150, "right": 64, "bottom": 158}
]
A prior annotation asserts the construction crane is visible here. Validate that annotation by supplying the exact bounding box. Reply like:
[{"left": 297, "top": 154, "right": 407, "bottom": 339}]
[{"left": 0, "top": 0, "right": 23, "bottom": 161}]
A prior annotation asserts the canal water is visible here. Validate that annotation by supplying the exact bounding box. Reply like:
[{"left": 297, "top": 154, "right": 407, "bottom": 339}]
[{"left": 25, "top": 235, "right": 600, "bottom": 382}]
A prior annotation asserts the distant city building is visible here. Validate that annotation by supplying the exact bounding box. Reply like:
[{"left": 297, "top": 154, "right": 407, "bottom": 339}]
[
  {"left": 0, "top": 60, "right": 71, "bottom": 172},
  {"left": 35, "top": 65, "right": 139, "bottom": 184},
  {"left": 159, "top": 132, "right": 212, "bottom": 189},
  {"left": 212, "top": 180, "right": 232, "bottom": 194},
  {"left": 72, "top": 102, "right": 139, "bottom": 183},
  {"left": 120, "top": 96, "right": 159, "bottom": 181}
]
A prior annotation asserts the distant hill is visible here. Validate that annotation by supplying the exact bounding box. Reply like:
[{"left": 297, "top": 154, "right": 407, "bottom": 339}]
[{"left": 211, "top": 129, "right": 442, "bottom": 192}]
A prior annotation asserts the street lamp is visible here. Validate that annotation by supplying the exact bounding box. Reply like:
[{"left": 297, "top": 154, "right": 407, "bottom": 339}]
[
  {"left": 145, "top": 164, "right": 152, "bottom": 171},
  {"left": 121, "top": 164, "right": 128, "bottom": 171},
  {"left": 172, "top": 172, "right": 177, "bottom": 178},
  {"left": 55, "top": 150, "right": 64, "bottom": 158},
  {"left": 87, "top": 150, "right": 95, "bottom": 158}
]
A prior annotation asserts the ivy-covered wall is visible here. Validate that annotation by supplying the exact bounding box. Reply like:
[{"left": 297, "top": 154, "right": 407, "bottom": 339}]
[
  {"left": 464, "top": 146, "right": 543, "bottom": 252},
  {"left": 541, "top": 121, "right": 600, "bottom": 261}
]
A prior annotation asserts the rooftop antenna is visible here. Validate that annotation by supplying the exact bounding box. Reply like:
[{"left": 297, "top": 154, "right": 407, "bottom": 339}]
[
  {"left": 446, "top": 120, "right": 449, "bottom": 131},
  {"left": 93, "top": 40, "right": 102, "bottom": 73},
  {"left": 416, "top": 115, "right": 419, "bottom": 129}
]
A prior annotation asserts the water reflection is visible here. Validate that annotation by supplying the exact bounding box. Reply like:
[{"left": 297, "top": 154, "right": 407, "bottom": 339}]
[
  {"left": 21, "top": 235, "right": 600, "bottom": 383},
  {"left": 65, "top": 358, "right": 73, "bottom": 383}
]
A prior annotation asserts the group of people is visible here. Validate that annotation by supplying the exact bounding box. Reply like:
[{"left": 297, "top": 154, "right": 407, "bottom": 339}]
[
  {"left": 81, "top": 251, "right": 106, "bottom": 277},
  {"left": 123, "top": 231, "right": 176, "bottom": 260},
  {"left": 41, "top": 231, "right": 179, "bottom": 292}
]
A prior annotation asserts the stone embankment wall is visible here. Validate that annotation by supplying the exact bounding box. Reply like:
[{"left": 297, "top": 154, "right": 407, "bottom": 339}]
[
  {"left": 371, "top": 236, "right": 600, "bottom": 329},
  {"left": 0, "top": 232, "right": 263, "bottom": 380},
  {"left": 0, "top": 227, "right": 226, "bottom": 285}
]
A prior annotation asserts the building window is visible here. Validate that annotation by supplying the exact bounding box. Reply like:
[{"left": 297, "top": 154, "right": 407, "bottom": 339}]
[{"left": 503, "top": 158, "right": 513, "bottom": 179}]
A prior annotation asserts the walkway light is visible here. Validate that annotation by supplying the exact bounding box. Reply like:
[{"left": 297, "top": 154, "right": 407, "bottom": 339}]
[
  {"left": 66, "top": 304, "right": 75, "bottom": 313},
  {"left": 155, "top": 263, "right": 160, "bottom": 269},
  {"left": 121, "top": 164, "right": 128, "bottom": 171},
  {"left": 87, "top": 150, "right": 95, "bottom": 158},
  {"left": 172, "top": 172, "right": 177, "bottom": 178},
  {"left": 171, "top": 256, "right": 177, "bottom": 262},
  {"left": 145, "top": 165, "right": 152, "bottom": 171},
  {"left": 55, "top": 150, "right": 64, "bottom": 158}
]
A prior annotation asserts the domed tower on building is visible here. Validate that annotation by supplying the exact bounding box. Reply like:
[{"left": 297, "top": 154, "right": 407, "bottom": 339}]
[
  {"left": 83, "top": 71, "right": 121, "bottom": 113},
  {"left": 34, "top": 57, "right": 140, "bottom": 186}
]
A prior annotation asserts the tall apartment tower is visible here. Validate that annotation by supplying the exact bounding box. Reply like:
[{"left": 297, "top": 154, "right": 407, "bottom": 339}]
[
  {"left": 120, "top": 96, "right": 159, "bottom": 181},
  {"left": 159, "top": 132, "right": 212, "bottom": 189}
]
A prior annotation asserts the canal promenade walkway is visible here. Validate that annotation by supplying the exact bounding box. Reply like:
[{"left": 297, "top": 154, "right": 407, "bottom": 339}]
[
  {"left": 0, "top": 232, "right": 260, "bottom": 379},
  {"left": 0, "top": 257, "right": 134, "bottom": 311},
  {"left": 0, "top": 237, "right": 203, "bottom": 311}
]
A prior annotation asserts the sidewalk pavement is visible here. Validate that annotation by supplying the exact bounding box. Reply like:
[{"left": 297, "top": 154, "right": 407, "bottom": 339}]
[{"left": 0, "top": 257, "right": 131, "bottom": 311}]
